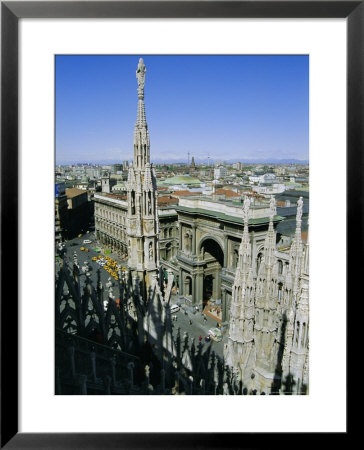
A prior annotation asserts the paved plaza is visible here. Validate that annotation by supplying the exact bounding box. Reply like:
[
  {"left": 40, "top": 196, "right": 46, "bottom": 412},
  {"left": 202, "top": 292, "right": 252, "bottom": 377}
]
[{"left": 168, "top": 293, "right": 227, "bottom": 358}]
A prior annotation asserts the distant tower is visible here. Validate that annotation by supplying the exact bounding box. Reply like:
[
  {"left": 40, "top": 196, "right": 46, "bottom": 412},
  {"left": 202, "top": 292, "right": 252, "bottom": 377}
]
[
  {"left": 190, "top": 156, "right": 196, "bottom": 169},
  {"left": 101, "top": 171, "right": 111, "bottom": 193},
  {"left": 126, "top": 58, "right": 160, "bottom": 294}
]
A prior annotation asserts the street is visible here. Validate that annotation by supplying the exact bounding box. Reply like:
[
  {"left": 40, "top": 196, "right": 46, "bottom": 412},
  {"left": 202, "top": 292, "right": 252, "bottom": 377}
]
[
  {"left": 168, "top": 295, "right": 227, "bottom": 358},
  {"left": 56, "top": 233, "right": 228, "bottom": 359},
  {"left": 56, "top": 232, "right": 127, "bottom": 296}
]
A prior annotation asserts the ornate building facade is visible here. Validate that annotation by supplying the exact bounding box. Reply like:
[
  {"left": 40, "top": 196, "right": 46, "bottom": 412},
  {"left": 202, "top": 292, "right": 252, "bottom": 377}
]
[{"left": 175, "top": 196, "right": 285, "bottom": 322}]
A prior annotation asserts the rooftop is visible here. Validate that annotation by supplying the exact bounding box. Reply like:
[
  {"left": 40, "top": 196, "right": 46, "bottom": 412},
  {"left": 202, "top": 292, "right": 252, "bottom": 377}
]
[
  {"left": 65, "top": 188, "right": 87, "bottom": 199},
  {"left": 213, "top": 188, "right": 240, "bottom": 198},
  {"left": 171, "top": 190, "right": 197, "bottom": 197},
  {"left": 176, "top": 197, "right": 284, "bottom": 226},
  {"left": 158, "top": 196, "right": 179, "bottom": 206},
  {"left": 159, "top": 175, "right": 202, "bottom": 186}
]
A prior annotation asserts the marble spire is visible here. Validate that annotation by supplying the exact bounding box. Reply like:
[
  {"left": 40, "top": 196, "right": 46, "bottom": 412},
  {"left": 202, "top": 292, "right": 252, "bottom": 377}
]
[
  {"left": 225, "top": 196, "right": 255, "bottom": 374},
  {"left": 134, "top": 58, "right": 150, "bottom": 170}
]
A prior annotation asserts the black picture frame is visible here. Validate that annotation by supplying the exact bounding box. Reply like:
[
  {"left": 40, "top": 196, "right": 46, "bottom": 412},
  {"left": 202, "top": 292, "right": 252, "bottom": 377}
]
[{"left": 1, "top": 1, "right": 355, "bottom": 448}]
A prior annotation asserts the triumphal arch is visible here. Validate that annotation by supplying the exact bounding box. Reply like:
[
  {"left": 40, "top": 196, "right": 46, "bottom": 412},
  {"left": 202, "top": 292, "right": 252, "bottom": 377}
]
[{"left": 176, "top": 197, "right": 284, "bottom": 322}]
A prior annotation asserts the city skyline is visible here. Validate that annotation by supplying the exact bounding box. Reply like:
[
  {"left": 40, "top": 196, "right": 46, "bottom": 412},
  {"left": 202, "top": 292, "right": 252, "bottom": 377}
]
[{"left": 56, "top": 55, "right": 309, "bottom": 165}]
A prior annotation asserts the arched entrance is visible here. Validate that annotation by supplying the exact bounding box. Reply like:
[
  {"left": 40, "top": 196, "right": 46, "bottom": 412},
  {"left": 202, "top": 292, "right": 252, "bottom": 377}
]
[
  {"left": 203, "top": 274, "right": 213, "bottom": 304},
  {"left": 184, "top": 275, "right": 192, "bottom": 296},
  {"left": 200, "top": 238, "right": 224, "bottom": 316}
]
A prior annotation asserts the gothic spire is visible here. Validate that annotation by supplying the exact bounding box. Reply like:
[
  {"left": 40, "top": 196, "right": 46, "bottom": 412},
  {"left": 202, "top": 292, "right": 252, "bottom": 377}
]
[
  {"left": 225, "top": 196, "right": 255, "bottom": 367},
  {"left": 289, "top": 197, "right": 304, "bottom": 298},
  {"left": 126, "top": 58, "right": 160, "bottom": 295},
  {"left": 264, "top": 196, "right": 277, "bottom": 270},
  {"left": 303, "top": 218, "right": 309, "bottom": 275},
  {"left": 134, "top": 58, "right": 150, "bottom": 170},
  {"left": 238, "top": 195, "right": 252, "bottom": 277}
]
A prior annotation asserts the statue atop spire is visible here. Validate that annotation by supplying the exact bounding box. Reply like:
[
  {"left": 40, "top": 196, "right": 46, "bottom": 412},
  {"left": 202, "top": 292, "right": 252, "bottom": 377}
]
[
  {"left": 127, "top": 57, "right": 159, "bottom": 295},
  {"left": 269, "top": 195, "right": 276, "bottom": 220},
  {"left": 136, "top": 58, "right": 146, "bottom": 98},
  {"left": 296, "top": 196, "right": 303, "bottom": 224},
  {"left": 243, "top": 195, "right": 251, "bottom": 225}
]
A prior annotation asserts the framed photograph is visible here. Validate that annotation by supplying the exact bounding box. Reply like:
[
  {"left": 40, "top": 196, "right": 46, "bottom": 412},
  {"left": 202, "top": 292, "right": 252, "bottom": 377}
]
[{"left": 1, "top": 1, "right": 356, "bottom": 447}]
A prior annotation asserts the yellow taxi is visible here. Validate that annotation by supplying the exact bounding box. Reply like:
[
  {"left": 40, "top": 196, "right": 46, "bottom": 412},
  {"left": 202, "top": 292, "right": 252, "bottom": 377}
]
[
  {"left": 80, "top": 247, "right": 85, "bottom": 251},
  {"left": 92, "top": 257, "right": 97, "bottom": 261},
  {"left": 78, "top": 234, "right": 82, "bottom": 238}
]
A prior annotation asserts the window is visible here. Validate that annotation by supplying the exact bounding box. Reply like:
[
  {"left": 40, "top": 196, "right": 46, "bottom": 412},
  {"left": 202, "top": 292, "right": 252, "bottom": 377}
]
[{"left": 278, "top": 260, "right": 283, "bottom": 275}]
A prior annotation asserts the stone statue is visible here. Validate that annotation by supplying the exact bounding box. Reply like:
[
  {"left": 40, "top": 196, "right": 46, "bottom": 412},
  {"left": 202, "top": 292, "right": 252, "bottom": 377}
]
[
  {"left": 269, "top": 196, "right": 276, "bottom": 218},
  {"left": 149, "top": 243, "right": 153, "bottom": 260},
  {"left": 297, "top": 196, "right": 303, "bottom": 222},
  {"left": 184, "top": 232, "right": 191, "bottom": 252},
  {"left": 136, "top": 58, "right": 146, "bottom": 89},
  {"left": 243, "top": 195, "right": 250, "bottom": 224}
]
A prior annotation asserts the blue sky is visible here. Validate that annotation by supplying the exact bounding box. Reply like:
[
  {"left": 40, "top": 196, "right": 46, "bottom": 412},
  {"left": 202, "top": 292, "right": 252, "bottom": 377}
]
[{"left": 55, "top": 55, "right": 309, "bottom": 164}]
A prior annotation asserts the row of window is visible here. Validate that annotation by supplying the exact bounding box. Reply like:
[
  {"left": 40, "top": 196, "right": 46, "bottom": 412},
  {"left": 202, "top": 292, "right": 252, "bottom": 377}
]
[
  {"left": 96, "top": 220, "right": 126, "bottom": 241},
  {"left": 95, "top": 206, "right": 126, "bottom": 224},
  {"left": 162, "top": 227, "right": 175, "bottom": 239}
]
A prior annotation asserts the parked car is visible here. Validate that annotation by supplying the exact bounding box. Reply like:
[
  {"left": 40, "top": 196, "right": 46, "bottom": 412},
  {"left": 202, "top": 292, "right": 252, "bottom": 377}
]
[
  {"left": 83, "top": 239, "right": 92, "bottom": 244},
  {"left": 170, "top": 305, "right": 180, "bottom": 313},
  {"left": 208, "top": 328, "right": 222, "bottom": 342}
]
